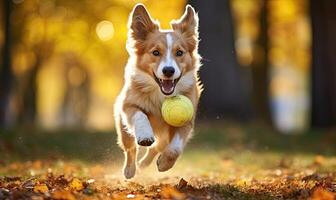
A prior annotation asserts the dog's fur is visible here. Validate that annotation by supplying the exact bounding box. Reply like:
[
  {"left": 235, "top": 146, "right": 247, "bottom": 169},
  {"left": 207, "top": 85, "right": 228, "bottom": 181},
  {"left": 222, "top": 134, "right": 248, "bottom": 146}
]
[{"left": 114, "top": 4, "right": 202, "bottom": 179}]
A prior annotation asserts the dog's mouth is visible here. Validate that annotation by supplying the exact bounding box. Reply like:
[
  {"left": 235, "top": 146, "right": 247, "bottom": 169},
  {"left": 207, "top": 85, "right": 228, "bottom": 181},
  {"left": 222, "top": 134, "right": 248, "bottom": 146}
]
[{"left": 153, "top": 73, "right": 181, "bottom": 95}]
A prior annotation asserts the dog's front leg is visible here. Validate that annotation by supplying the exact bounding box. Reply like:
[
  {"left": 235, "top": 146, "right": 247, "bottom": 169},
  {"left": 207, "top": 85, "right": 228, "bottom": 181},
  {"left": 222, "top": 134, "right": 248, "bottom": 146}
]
[
  {"left": 132, "top": 111, "right": 155, "bottom": 146},
  {"left": 123, "top": 108, "right": 155, "bottom": 146},
  {"left": 120, "top": 108, "right": 155, "bottom": 178},
  {"left": 156, "top": 123, "right": 193, "bottom": 172}
]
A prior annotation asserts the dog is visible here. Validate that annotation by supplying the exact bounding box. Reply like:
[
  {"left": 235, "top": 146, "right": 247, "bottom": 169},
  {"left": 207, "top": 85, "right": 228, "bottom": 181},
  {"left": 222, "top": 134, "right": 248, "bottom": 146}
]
[{"left": 114, "top": 3, "right": 202, "bottom": 179}]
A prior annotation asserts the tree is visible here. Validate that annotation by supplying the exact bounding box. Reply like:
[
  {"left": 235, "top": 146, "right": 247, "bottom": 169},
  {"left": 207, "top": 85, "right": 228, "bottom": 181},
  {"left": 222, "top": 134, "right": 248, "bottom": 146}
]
[
  {"left": 188, "top": 0, "right": 251, "bottom": 120},
  {"left": 250, "top": 0, "right": 271, "bottom": 124},
  {"left": 310, "top": 0, "right": 336, "bottom": 127},
  {"left": 0, "top": 0, "right": 13, "bottom": 127}
]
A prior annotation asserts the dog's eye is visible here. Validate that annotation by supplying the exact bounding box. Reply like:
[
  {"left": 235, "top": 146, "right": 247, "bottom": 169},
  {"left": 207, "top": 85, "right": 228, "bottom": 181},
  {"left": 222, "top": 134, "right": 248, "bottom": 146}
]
[
  {"left": 152, "top": 50, "right": 160, "bottom": 56},
  {"left": 176, "top": 50, "right": 183, "bottom": 57}
]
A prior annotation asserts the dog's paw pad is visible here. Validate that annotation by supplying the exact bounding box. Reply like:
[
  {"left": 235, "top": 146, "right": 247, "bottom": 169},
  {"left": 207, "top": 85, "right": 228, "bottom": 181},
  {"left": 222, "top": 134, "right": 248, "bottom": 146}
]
[
  {"left": 123, "top": 165, "right": 136, "bottom": 179},
  {"left": 137, "top": 137, "right": 155, "bottom": 146}
]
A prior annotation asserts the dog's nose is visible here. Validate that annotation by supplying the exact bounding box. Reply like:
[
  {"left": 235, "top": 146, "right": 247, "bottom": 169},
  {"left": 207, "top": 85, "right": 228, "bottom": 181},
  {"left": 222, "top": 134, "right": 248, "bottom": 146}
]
[{"left": 162, "top": 66, "right": 175, "bottom": 78}]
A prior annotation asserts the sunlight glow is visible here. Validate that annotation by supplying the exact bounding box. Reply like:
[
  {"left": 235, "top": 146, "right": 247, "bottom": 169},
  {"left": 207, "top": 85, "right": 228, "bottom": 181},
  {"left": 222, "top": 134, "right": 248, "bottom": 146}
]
[{"left": 96, "top": 20, "right": 115, "bottom": 41}]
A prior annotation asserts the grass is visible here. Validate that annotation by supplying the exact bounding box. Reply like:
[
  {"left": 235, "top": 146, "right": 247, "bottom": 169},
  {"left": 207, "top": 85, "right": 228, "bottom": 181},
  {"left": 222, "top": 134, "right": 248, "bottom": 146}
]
[{"left": 0, "top": 123, "right": 335, "bottom": 199}]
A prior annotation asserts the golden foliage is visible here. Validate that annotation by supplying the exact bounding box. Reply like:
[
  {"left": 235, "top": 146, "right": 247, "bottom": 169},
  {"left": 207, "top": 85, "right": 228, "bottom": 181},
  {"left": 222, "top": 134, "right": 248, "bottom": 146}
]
[{"left": 10, "top": 0, "right": 185, "bottom": 129}]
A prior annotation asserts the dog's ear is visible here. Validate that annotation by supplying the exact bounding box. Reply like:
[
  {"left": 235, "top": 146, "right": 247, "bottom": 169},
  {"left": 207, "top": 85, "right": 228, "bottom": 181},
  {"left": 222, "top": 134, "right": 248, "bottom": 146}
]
[
  {"left": 128, "top": 4, "right": 159, "bottom": 41},
  {"left": 171, "top": 5, "right": 199, "bottom": 51}
]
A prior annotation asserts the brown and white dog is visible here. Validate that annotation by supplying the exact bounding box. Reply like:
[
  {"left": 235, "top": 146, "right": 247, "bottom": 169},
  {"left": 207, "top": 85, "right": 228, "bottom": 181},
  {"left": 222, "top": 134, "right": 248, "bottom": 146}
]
[{"left": 114, "top": 3, "right": 202, "bottom": 179}]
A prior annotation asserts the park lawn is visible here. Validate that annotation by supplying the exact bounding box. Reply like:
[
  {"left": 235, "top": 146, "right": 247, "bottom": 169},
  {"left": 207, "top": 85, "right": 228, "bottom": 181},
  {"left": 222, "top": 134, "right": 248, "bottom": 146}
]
[{"left": 0, "top": 123, "right": 335, "bottom": 199}]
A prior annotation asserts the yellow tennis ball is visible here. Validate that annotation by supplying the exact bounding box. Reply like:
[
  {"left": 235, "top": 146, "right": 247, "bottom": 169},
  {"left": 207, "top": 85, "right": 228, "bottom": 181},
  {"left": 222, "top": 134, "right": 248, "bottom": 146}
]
[{"left": 161, "top": 95, "right": 194, "bottom": 127}]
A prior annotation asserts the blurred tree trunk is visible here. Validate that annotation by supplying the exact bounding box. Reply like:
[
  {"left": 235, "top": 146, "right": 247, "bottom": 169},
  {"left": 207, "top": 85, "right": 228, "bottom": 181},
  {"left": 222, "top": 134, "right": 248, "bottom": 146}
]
[
  {"left": 17, "top": 41, "right": 53, "bottom": 125},
  {"left": 250, "top": 0, "right": 272, "bottom": 124},
  {"left": 0, "top": 0, "right": 13, "bottom": 127},
  {"left": 189, "top": 0, "right": 252, "bottom": 120},
  {"left": 310, "top": 0, "right": 336, "bottom": 127},
  {"left": 16, "top": 17, "right": 54, "bottom": 125},
  {"left": 19, "top": 59, "right": 41, "bottom": 124},
  {"left": 61, "top": 53, "right": 90, "bottom": 126}
]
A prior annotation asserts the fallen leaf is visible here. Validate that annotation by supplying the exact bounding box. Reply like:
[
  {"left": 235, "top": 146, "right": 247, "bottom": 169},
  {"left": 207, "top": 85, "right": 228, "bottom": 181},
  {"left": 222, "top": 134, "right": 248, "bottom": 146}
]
[
  {"left": 21, "top": 178, "right": 35, "bottom": 189},
  {"left": 55, "top": 175, "right": 69, "bottom": 187},
  {"left": 33, "top": 184, "right": 48, "bottom": 193},
  {"left": 69, "top": 178, "right": 84, "bottom": 191},
  {"left": 52, "top": 190, "right": 76, "bottom": 200},
  {"left": 176, "top": 178, "right": 188, "bottom": 190},
  {"left": 311, "top": 187, "right": 335, "bottom": 200},
  {"left": 161, "top": 186, "right": 185, "bottom": 200}
]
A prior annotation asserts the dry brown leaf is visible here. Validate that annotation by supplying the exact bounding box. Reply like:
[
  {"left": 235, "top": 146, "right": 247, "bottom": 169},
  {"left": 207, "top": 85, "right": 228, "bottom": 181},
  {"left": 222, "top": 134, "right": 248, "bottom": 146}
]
[{"left": 176, "top": 178, "right": 188, "bottom": 190}]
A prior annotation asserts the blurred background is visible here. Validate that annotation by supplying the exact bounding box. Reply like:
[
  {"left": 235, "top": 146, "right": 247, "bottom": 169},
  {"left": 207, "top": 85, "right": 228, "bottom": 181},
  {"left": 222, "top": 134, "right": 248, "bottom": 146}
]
[
  {"left": 0, "top": 0, "right": 335, "bottom": 133},
  {"left": 1, "top": 2, "right": 335, "bottom": 198}
]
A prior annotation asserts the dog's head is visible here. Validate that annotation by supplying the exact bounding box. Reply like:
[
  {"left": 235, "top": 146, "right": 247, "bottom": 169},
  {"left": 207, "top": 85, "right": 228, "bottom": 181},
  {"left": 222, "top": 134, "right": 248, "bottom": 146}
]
[{"left": 127, "top": 4, "right": 199, "bottom": 96}]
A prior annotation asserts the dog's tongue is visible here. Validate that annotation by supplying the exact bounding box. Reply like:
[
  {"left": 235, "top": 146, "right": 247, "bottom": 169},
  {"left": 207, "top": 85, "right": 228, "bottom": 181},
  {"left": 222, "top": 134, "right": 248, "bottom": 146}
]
[{"left": 161, "top": 80, "right": 174, "bottom": 94}]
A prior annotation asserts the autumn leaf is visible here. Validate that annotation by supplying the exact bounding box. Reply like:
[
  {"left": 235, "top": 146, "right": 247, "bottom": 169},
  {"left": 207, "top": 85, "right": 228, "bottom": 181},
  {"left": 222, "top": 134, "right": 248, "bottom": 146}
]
[
  {"left": 33, "top": 183, "right": 48, "bottom": 193},
  {"left": 161, "top": 186, "right": 186, "bottom": 200},
  {"left": 52, "top": 190, "right": 76, "bottom": 200},
  {"left": 176, "top": 178, "right": 188, "bottom": 190},
  {"left": 311, "top": 187, "right": 335, "bottom": 200},
  {"left": 69, "top": 178, "right": 84, "bottom": 191}
]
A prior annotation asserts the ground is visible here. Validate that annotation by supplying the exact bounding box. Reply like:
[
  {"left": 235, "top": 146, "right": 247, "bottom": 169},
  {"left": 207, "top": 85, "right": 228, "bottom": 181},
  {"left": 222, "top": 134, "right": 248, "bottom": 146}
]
[{"left": 0, "top": 123, "right": 335, "bottom": 199}]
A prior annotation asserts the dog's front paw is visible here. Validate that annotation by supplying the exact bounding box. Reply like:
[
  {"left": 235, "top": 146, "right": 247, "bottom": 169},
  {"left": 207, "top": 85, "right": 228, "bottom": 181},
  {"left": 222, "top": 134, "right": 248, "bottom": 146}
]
[
  {"left": 137, "top": 136, "right": 155, "bottom": 146},
  {"left": 133, "top": 111, "right": 155, "bottom": 146},
  {"left": 156, "top": 151, "right": 179, "bottom": 172},
  {"left": 123, "top": 164, "right": 136, "bottom": 179}
]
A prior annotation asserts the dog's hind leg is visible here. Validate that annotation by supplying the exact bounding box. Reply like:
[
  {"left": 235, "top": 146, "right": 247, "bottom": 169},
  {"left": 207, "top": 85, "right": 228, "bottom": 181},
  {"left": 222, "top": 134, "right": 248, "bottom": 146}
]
[
  {"left": 157, "top": 123, "right": 193, "bottom": 172},
  {"left": 138, "top": 126, "right": 170, "bottom": 169},
  {"left": 123, "top": 145, "right": 136, "bottom": 179},
  {"left": 138, "top": 147, "right": 158, "bottom": 168},
  {"left": 116, "top": 116, "right": 137, "bottom": 179},
  {"left": 121, "top": 135, "right": 137, "bottom": 179}
]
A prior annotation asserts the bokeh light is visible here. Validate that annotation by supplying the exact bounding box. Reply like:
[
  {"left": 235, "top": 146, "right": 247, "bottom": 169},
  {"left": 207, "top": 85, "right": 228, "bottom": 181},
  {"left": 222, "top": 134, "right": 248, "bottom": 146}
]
[{"left": 96, "top": 20, "right": 115, "bottom": 41}]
